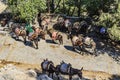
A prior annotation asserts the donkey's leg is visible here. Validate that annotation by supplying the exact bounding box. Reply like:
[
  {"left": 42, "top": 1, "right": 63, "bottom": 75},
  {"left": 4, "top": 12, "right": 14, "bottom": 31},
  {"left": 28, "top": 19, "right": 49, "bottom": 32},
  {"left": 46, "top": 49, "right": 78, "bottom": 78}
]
[
  {"left": 15, "top": 35, "right": 19, "bottom": 40},
  {"left": 34, "top": 40, "right": 38, "bottom": 49},
  {"left": 72, "top": 45, "right": 75, "bottom": 51},
  {"left": 79, "top": 46, "right": 83, "bottom": 55},
  {"left": 55, "top": 72, "right": 60, "bottom": 80},
  {"left": 51, "top": 73, "right": 54, "bottom": 79},
  {"left": 38, "top": 35, "right": 40, "bottom": 41},
  {"left": 22, "top": 35, "right": 26, "bottom": 43},
  {"left": 48, "top": 72, "right": 51, "bottom": 77},
  {"left": 69, "top": 75, "right": 72, "bottom": 80},
  {"left": 59, "top": 37, "right": 63, "bottom": 45}
]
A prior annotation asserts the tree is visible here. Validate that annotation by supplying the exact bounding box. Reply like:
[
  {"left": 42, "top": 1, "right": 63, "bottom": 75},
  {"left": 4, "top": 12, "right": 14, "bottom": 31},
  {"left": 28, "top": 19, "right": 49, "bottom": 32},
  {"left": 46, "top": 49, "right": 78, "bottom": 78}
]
[
  {"left": 8, "top": 0, "right": 46, "bottom": 23},
  {"left": 97, "top": 0, "right": 120, "bottom": 41}
]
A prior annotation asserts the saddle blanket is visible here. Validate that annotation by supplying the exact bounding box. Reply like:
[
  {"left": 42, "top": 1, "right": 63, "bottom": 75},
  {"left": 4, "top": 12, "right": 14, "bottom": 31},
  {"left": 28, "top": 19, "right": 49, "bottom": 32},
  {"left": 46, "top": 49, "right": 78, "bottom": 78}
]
[
  {"left": 52, "top": 32, "right": 57, "bottom": 40},
  {"left": 84, "top": 37, "right": 91, "bottom": 45},
  {"left": 60, "top": 63, "right": 70, "bottom": 73},
  {"left": 15, "top": 28, "right": 20, "bottom": 35}
]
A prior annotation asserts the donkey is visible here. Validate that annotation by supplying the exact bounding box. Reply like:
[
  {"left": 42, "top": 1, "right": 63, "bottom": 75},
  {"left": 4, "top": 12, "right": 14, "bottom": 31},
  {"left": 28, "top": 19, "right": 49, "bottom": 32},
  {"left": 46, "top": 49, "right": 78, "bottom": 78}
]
[
  {"left": 82, "top": 36, "right": 97, "bottom": 56},
  {"left": 41, "top": 59, "right": 56, "bottom": 78},
  {"left": 55, "top": 61, "right": 83, "bottom": 80},
  {"left": 68, "top": 34, "right": 84, "bottom": 54},
  {"left": 33, "top": 27, "right": 46, "bottom": 40},
  {"left": 11, "top": 23, "right": 27, "bottom": 43},
  {"left": 57, "top": 17, "right": 72, "bottom": 33},
  {"left": 47, "top": 29, "right": 63, "bottom": 45},
  {"left": 28, "top": 32, "right": 39, "bottom": 49},
  {"left": 41, "top": 16, "right": 50, "bottom": 31}
]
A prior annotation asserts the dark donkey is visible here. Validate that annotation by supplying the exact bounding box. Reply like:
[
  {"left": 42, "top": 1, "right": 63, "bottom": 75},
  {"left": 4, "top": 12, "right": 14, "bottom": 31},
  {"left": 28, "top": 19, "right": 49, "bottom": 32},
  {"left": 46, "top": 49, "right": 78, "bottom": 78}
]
[
  {"left": 55, "top": 61, "right": 83, "bottom": 80},
  {"left": 41, "top": 59, "right": 56, "bottom": 78},
  {"left": 57, "top": 17, "right": 72, "bottom": 33}
]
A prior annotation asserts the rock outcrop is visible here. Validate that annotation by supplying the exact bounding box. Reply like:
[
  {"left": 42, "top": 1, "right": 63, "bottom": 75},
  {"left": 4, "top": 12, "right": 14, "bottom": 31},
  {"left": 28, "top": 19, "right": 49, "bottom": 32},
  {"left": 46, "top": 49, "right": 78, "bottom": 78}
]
[{"left": 0, "top": 64, "right": 53, "bottom": 80}]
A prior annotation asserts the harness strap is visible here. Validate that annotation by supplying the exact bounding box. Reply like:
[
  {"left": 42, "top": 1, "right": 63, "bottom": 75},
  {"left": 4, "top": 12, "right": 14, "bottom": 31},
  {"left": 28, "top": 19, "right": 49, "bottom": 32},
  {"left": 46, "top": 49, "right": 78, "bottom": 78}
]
[
  {"left": 67, "top": 66, "right": 71, "bottom": 73},
  {"left": 47, "top": 62, "right": 53, "bottom": 70}
]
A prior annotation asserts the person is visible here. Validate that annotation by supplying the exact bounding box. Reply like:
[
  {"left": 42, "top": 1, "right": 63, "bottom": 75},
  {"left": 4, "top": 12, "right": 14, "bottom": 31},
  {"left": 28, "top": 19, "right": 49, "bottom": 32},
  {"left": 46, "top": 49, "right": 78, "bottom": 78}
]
[
  {"left": 100, "top": 27, "right": 106, "bottom": 34},
  {"left": 25, "top": 23, "right": 34, "bottom": 37}
]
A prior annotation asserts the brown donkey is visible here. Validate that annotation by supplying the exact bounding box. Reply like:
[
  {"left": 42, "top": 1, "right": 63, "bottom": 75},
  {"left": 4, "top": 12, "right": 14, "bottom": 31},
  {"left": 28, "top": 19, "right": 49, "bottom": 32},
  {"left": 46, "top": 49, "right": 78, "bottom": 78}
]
[
  {"left": 47, "top": 29, "right": 63, "bottom": 45},
  {"left": 11, "top": 24, "right": 27, "bottom": 43}
]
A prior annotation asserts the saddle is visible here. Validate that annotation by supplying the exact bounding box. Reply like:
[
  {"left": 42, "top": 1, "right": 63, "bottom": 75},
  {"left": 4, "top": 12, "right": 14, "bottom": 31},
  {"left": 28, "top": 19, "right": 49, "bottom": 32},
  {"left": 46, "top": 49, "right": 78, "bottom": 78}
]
[
  {"left": 72, "top": 36, "right": 79, "bottom": 45},
  {"left": 83, "top": 37, "right": 93, "bottom": 48},
  {"left": 15, "top": 28, "right": 21, "bottom": 36},
  {"left": 52, "top": 32, "right": 58, "bottom": 40},
  {"left": 28, "top": 33, "right": 38, "bottom": 40},
  {"left": 60, "top": 62, "right": 71, "bottom": 73}
]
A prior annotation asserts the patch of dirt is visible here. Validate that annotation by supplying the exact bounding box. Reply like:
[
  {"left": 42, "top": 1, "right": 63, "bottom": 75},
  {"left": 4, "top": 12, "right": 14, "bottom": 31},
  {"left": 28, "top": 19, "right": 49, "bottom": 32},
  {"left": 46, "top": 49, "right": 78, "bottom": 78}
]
[
  {"left": 0, "top": 60, "right": 40, "bottom": 70},
  {"left": 50, "top": 45, "right": 59, "bottom": 48},
  {"left": 0, "top": 60, "right": 115, "bottom": 80}
]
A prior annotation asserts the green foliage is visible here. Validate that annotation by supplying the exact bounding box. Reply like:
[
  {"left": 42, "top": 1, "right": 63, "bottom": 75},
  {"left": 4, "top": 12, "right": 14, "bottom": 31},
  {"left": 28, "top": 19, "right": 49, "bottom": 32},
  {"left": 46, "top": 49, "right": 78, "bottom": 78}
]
[
  {"left": 7, "top": 0, "right": 120, "bottom": 41},
  {"left": 8, "top": 0, "right": 46, "bottom": 22},
  {"left": 97, "top": 1, "right": 120, "bottom": 41},
  {"left": 108, "top": 25, "right": 120, "bottom": 41}
]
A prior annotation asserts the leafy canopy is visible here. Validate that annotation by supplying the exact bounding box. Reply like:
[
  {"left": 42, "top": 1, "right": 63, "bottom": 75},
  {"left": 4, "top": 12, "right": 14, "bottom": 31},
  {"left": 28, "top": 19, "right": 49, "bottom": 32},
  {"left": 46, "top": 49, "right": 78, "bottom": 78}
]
[{"left": 8, "top": 0, "right": 46, "bottom": 22}]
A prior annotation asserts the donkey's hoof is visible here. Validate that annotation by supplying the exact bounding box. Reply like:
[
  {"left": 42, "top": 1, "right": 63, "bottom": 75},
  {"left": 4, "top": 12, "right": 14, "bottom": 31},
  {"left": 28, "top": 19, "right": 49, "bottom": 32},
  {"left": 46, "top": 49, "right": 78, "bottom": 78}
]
[
  {"left": 36, "top": 47, "right": 38, "bottom": 49},
  {"left": 79, "top": 52, "right": 84, "bottom": 55},
  {"left": 72, "top": 48, "right": 75, "bottom": 51}
]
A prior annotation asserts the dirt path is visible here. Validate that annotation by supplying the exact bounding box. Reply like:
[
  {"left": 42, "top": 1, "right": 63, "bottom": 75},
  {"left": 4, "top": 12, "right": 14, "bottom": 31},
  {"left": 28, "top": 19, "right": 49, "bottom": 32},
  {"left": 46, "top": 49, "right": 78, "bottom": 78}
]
[
  {"left": 0, "top": 60, "right": 116, "bottom": 80},
  {"left": 0, "top": 18, "right": 120, "bottom": 80},
  {"left": 0, "top": 32, "right": 120, "bottom": 80}
]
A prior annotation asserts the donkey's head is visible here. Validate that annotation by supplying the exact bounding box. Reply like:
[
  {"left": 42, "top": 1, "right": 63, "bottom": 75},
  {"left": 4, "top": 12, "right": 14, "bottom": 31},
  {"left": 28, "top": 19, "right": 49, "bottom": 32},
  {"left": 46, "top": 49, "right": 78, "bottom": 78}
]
[{"left": 78, "top": 67, "right": 83, "bottom": 79}]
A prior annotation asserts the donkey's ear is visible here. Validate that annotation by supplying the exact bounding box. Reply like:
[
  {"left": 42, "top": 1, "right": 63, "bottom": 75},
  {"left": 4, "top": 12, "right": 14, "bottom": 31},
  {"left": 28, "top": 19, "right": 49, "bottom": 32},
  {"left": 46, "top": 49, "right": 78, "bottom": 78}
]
[
  {"left": 80, "top": 67, "right": 83, "bottom": 71},
  {"left": 68, "top": 63, "right": 72, "bottom": 66},
  {"left": 60, "top": 61, "right": 64, "bottom": 64}
]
